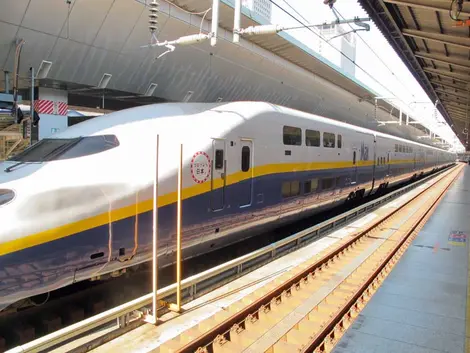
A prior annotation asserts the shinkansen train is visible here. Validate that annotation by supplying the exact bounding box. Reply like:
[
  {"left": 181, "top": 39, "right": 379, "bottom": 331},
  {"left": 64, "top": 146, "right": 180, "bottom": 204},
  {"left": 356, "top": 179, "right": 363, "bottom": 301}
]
[{"left": 0, "top": 101, "right": 455, "bottom": 311}]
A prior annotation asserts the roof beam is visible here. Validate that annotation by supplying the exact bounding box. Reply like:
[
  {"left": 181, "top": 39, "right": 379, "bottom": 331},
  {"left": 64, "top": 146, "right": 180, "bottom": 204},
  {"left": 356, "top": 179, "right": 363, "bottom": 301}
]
[
  {"left": 383, "top": 0, "right": 470, "bottom": 17},
  {"left": 441, "top": 101, "right": 470, "bottom": 112},
  {"left": 435, "top": 89, "right": 469, "bottom": 100},
  {"left": 415, "top": 52, "right": 470, "bottom": 71},
  {"left": 445, "top": 110, "right": 469, "bottom": 121},
  {"left": 431, "top": 80, "right": 469, "bottom": 92},
  {"left": 402, "top": 29, "right": 470, "bottom": 50},
  {"left": 423, "top": 68, "right": 470, "bottom": 83},
  {"left": 445, "top": 114, "right": 468, "bottom": 123}
]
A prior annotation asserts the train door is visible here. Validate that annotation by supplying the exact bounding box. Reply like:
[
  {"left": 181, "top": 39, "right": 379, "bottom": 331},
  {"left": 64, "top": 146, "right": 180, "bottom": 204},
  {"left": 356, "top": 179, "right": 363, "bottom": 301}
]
[
  {"left": 387, "top": 151, "right": 391, "bottom": 177},
  {"left": 239, "top": 139, "right": 253, "bottom": 207},
  {"left": 351, "top": 148, "right": 358, "bottom": 185},
  {"left": 211, "top": 139, "right": 226, "bottom": 211}
]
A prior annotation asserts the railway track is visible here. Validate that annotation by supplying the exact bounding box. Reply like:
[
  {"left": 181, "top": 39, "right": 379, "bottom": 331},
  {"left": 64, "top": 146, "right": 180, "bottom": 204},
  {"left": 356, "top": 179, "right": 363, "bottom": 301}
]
[{"left": 158, "top": 164, "right": 462, "bottom": 353}]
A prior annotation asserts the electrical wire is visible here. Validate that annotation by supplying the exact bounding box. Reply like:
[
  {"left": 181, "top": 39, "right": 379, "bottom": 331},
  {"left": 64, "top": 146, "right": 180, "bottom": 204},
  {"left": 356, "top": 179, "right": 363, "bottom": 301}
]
[
  {"left": 268, "top": 0, "right": 397, "bottom": 99},
  {"left": 332, "top": 6, "right": 416, "bottom": 100},
  {"left": 281, "top": 0, "right": 414, "bottom": 101}
]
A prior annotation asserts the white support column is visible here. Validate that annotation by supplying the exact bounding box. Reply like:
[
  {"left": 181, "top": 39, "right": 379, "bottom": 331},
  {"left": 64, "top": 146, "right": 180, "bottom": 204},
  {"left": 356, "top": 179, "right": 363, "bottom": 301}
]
[
  {"left": 211, "top": 0, "right": 220, "bottom": 46},
  {"left": 233, "top": 0, "right": 241, "bottom": 43},
  {"left": 37, "top": 88, "right": 68, "bottom": 140}
]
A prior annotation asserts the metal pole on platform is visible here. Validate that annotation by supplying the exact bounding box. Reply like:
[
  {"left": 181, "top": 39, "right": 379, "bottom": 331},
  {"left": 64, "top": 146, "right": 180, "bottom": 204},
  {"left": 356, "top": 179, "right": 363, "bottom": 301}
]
[
  {"left": 30, "top": 67, "right": 34, "bottom": 145},
  {"left": 211, "top": 0, "right": 220, "bottom": 46},
  {"left": 169, "top": 143, "right": 183, "bottom": 313},
  {"left": 233, "top": 0, "right": 241, "bottom": 43},
  {"left": 151, "top": 134, "right": 159, "bottom": 323}
]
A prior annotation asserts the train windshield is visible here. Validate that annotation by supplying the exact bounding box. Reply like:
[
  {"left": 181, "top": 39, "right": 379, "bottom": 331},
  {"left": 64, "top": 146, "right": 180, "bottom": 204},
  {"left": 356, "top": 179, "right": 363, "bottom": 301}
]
[{"left": 7, "top": 135, "right": 119, "bottom": 162}]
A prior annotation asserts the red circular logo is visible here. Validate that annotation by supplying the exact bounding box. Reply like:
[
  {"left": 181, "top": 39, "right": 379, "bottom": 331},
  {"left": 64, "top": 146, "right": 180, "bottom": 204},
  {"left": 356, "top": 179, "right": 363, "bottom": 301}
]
[{"left": 190, "top": 151, "right": 211, "bottom": 184}]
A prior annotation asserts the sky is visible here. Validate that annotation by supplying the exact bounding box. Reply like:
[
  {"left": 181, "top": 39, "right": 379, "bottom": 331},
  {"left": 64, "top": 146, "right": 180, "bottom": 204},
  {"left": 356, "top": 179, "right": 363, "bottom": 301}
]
[{"left": 267, "top": 0, "right": 465, "bottom": 151}]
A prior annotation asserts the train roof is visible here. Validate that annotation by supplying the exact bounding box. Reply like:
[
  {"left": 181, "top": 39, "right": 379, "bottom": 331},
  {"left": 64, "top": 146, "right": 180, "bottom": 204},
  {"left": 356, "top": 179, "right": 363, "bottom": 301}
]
[{"left": 53, "top": 101, "right": 452, "bottom": 153}]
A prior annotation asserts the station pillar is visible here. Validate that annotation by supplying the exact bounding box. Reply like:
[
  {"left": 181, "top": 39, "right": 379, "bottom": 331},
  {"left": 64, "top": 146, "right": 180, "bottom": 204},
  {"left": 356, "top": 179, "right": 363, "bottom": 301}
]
[{"left": 34, "top": 88, "right": 68, "bottom": 140}]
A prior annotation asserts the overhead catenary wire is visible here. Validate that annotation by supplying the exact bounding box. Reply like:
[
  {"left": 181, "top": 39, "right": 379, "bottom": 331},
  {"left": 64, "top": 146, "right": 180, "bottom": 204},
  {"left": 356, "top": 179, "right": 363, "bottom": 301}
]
[
  {"left": 267, "top": 0, "right": 398, "bottom": 100},
  {"left": 332, "top": 6, "right": 416, "bottom": 100}
]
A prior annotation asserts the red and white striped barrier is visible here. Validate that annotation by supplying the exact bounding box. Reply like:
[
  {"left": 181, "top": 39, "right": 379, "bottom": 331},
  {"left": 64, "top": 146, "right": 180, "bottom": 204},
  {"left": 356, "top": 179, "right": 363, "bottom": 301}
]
[{"left": 34, "top": 100, "right": 68, "bottom": 116}]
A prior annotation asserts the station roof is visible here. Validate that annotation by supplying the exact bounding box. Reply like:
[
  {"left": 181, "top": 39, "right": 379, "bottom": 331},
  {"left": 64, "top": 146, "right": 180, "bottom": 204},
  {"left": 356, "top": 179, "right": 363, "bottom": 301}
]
[{"left": 358, "top": 0, "right": 470, "bottom": 150}]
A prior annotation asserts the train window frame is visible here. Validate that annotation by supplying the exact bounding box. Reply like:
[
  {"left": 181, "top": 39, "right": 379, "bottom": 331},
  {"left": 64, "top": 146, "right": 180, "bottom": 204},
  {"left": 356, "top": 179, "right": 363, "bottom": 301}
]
[
  {"left": 215, "top": 149, "right": 224, "bottom": 169},
  {"left": 241, "top": 146, "right": 250, "bottom": 172},
  {"left": 7, "top": 135, "right": 120, "bottom": 162},
  {"left": 338, "top": 134, "right": 342, "bottom": 148},
  {"left": 305, "top": 129, "right": 320, "bottom": 147},
  {"left": 323, "top": 132, "right": 335, "bottom": 148},
  {"left": 283, "top": 126, "right": 302, "bottom": 146}
]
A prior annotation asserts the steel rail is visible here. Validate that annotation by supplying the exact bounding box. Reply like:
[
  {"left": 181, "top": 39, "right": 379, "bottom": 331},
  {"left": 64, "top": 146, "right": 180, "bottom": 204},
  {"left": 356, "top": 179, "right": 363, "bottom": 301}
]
[
  {"left": 6, "top": 164, "right": 455, "bottom": 353},
  {"left": 304, "top": 165, "right": 462, "bottom": 353},
  {"left": 171, "top": 164, "right": 459, "bottom": 352}
]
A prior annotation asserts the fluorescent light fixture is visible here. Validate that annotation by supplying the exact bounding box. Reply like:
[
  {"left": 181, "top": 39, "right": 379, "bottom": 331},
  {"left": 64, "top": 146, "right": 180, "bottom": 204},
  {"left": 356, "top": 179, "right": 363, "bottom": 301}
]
[
  {"left": 36, "top": 60, "right": 52, "bottom": 79},
  {"left": 145, "top": 83, "right": 158, "bottom": 96},
  {"left": 97, "top": 73, "right": 112, "bottom": 89},
  {"left": 183, "top": 91, "right": 194, "bottom": 102}
]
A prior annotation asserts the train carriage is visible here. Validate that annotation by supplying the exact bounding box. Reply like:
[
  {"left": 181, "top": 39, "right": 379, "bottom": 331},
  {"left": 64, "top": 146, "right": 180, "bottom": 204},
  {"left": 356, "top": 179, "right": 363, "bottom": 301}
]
[{"left": 0, "top": 101, "right": 455, "bottom": 311}]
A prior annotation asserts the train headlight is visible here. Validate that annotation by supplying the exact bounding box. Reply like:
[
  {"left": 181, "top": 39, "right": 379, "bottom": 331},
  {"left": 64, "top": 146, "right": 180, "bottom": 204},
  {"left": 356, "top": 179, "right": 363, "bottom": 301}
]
[{"left": 0, "top": 189, "right": 15, "bottom": 206}]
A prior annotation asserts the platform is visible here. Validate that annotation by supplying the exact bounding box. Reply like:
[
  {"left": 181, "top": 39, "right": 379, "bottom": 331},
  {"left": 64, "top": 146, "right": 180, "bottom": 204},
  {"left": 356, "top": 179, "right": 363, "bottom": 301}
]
[{"left": 332, "top": 164, "right": 470, "bottom": 353}]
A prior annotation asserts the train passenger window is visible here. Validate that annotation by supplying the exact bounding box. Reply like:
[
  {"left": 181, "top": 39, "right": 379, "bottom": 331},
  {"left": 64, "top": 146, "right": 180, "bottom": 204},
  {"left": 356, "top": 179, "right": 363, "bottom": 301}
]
[
  {"left": 322, "top": 177, "right": 334, "bottom": 190},
  {"left": 398, "top": 145, "right": 402, "bottom": 153},
  {"left": 323, "top": 132, "right": 335, "bottom": 148},
  {"left": 241, "top": 146, "right": 250, "bottom": 172},
  {"left": 291, "top": 181, "right": 300, "bottom": 196},
  {"left": 395, "top": 144, "right": 398, "bottom": 152},
  {"left": 282, "top": 182, "right": 291, "bottom": 198},
  {"left": 305, "top": 129, "right": 320, "bottom": 147},
  {"left": 311, "top": 178, "right": 319, "bottom": 191},
  {"left": 338, "top": 134, "right": 342, "bottom": 148},
  {"left": 8, "top": 135, "right": 120, "bottom": 162},
  {"left": 304, "top": 178, "right": 319, "bottom": 194},
  {"left": 283, "top": 126, "right": 302, "bottom": 146},
  {"left": 377, "top": 157, "right": 380, "bottom": 165},
  {"left": 282, "top": 181, "right": 300, "bottom": 198},
  {"left": 215, "top": 149, "right": 224, "bottom": 169},
  {"left": 304, "top": 180, "right": 311, "bottom": 194}
]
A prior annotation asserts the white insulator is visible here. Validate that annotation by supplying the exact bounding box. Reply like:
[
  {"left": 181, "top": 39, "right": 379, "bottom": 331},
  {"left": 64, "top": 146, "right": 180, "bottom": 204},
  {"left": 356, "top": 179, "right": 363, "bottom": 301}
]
[
  {"left": 149, "top": 0, "right": 159, "bottom": 34},
  {"left": 240, "top": 25, "right": 283, "bottom": 36},
  {"left": 175, "top": 34, "right": 210, "bottom": 45}
]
